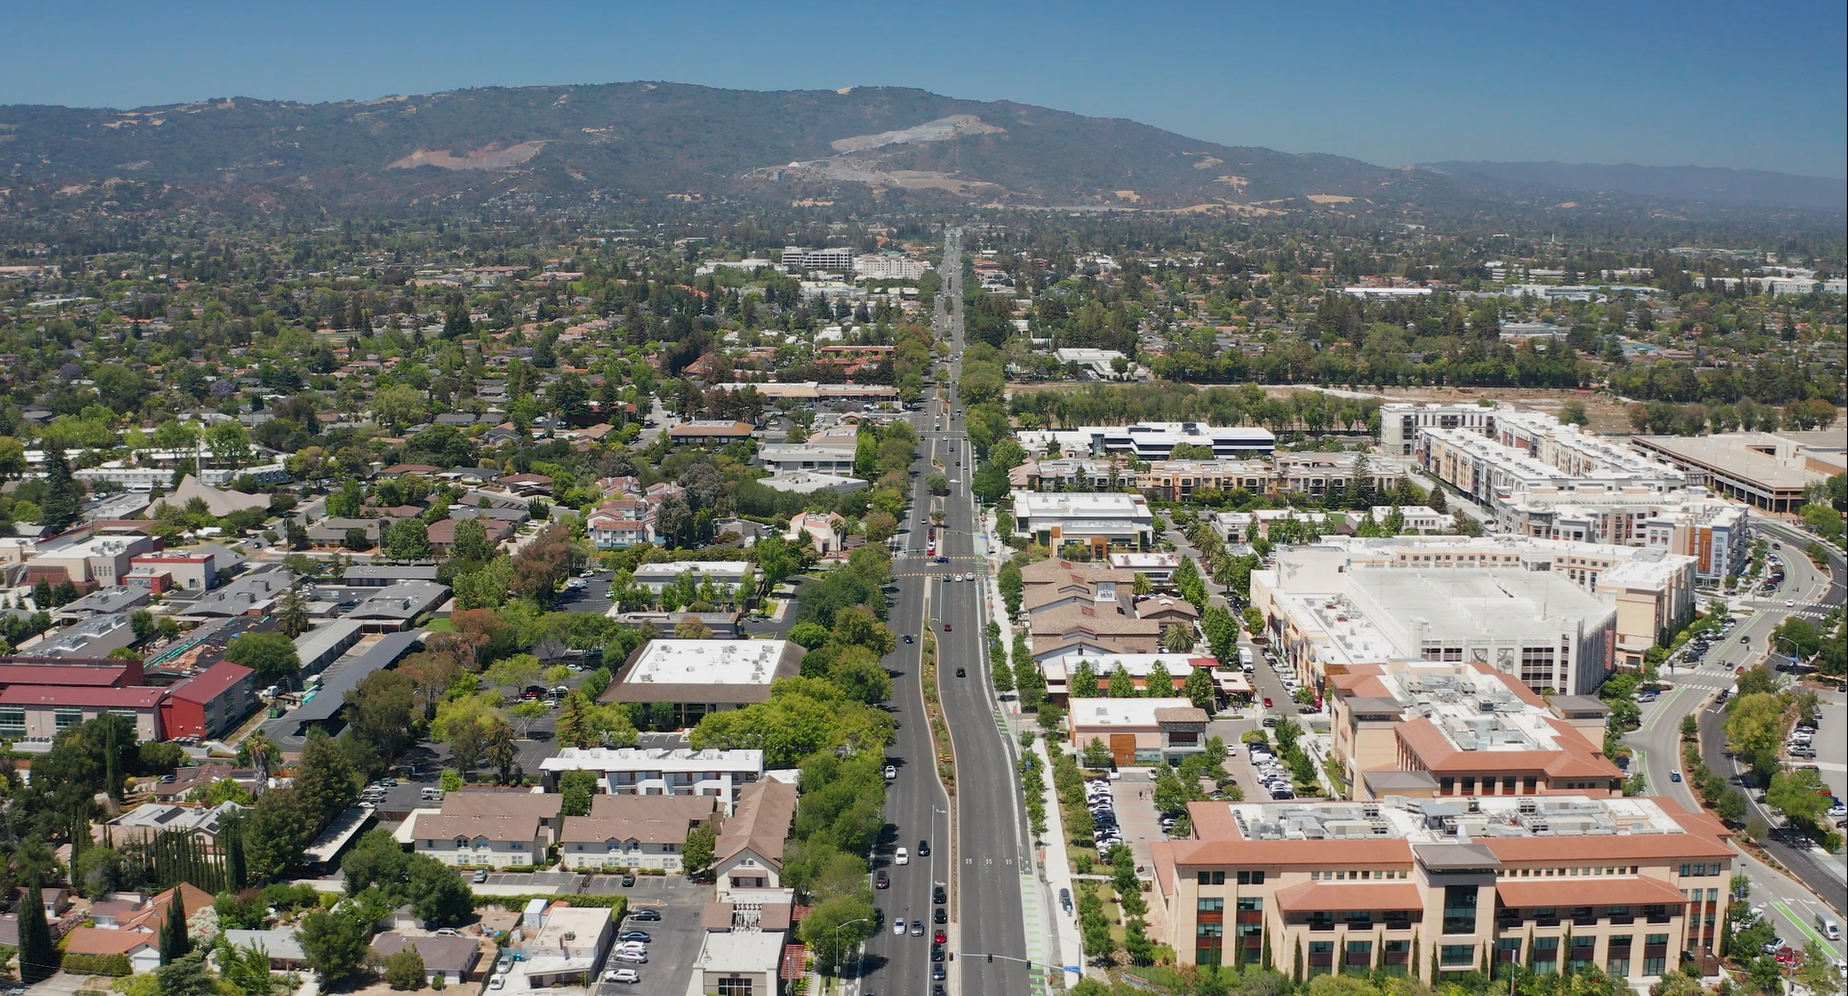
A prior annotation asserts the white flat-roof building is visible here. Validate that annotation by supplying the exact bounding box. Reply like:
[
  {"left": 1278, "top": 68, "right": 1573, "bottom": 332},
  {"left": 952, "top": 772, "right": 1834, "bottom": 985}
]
[
  {"left": 601, "top": 639, "right": 802, "bottom": 727},
  {"left": 629, "top": 561, "right": 754, "bottom": 594},
  {"left": 1106, "top": 551, "right": 1182, "bottom": 581},
  {"left": 1253, "top": 545, "right": 1617, "bottom": 697},
  {"left": 1011, "top": 491, "right": 1156, "bottom": 553},
  {"left": 1021, "top": 422, "right": 1275, "bottom": 460},
  {"left": 538, "top": 747, "right": 764, "bottom": 814},
  {"left": 1497, "top": 484, "right": 1749, "bottom": 582},
  {"left": 1369, "top": 505, "right": 1448, "bottom": 533},
  {"left": 691, "top": 931, "right": 786, "bottom": 996},
  {"left": 1378, "top": 402, "right": 1501, "bottom": 456},
  {"left": 756, "top": 443, "right": 859, "bottom": 476}
]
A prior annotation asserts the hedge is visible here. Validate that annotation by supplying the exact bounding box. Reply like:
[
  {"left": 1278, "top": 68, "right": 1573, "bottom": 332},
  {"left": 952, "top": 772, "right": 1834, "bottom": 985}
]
[
  {"left": 59, "top": 953, "right": 131, "bottom": 977},
  {"left": 472, "top": 894, "right": 628, "bottom": 915}
]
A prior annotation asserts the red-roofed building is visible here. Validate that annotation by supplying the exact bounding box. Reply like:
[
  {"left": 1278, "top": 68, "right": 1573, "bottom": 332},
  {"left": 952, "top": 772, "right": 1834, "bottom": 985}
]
[
  {"left": 159, "top": 661, "right": 256, "bottom": 740},
  {"left": 0, "top": 657, "right": 142, "bottom": 688}
]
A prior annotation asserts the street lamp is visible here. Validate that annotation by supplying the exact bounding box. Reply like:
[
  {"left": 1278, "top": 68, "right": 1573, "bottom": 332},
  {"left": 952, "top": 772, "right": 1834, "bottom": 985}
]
[{"left": 830, "top": 916, "right": 870, "bottom": 983}]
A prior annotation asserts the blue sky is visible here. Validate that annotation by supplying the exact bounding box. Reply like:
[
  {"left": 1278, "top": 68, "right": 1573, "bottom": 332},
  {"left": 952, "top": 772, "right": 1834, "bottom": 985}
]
[{"left": 3, "top": 0, "right": 1843, "bottom": 178}]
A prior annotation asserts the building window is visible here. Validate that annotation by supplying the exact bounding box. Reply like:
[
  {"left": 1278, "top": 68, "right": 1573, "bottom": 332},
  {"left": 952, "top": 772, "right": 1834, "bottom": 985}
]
[
  {"left": 1199, "top": 871, "right": 1226, "bottom": 885},
  {"left": 1441, "top": 945, "right": 1476, "bottom": 969},
  {"left": 1237, "top": 870, "right": 1265, "bottom": 885},
  {"left": 53, "top": 708, "right": 83, "bottom": 731},
  {"left": 1643, "top": 935, "right": 1668, "bottom": 975},
  {"left": 1443, "top": 885, "right": 1479, "bottom": 935},
  {"left": 1531, "top": 937, "right": 1559, "bottom": 974},
  {"left": 715, "top": 979, "right": 754, "bottom": 996},
  {"left": 1569, "top": 936, "right": 1596, "bottom": 973},
  {"left": 0, "top": 707, "right": 23, "bottom": 738},
  {"left": 1197, "top": 898, "right": 1224, "bottom": 912},
  {"left": 1308, "top": 941, "right": 1334, "bottom": 977}
]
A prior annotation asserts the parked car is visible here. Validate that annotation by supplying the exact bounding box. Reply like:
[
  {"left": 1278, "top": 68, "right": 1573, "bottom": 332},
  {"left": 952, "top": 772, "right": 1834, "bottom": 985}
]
[{"left": 603, "top": 969, "right": 640, "bottom": 984}]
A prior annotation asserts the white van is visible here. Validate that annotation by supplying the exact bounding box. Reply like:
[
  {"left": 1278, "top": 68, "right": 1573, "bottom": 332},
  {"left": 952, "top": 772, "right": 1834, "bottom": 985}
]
[
  {"left": 1238, "top": 647, "right": 1254, "bottom": 672},
  {"left": 1819, "top": 913, "right": 1842, "bottom": 941}
]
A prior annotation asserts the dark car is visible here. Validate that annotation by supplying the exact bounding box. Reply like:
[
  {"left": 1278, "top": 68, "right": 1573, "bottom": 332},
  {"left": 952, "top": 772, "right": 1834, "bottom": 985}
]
[
  {"left": 918, "top": 839, "right": 930, "bottom": 856},
  {"left": 875, "top": 869, "right": 890, "bottom": 889},
  {"left": 942, "top": 622, "right": 952, "bottom": 631},
  {"left": 619, "top": 930, "right": 651, "bottom": 943},
  {"left": 931, "top": 943, "right": 945, "bottom": 962},
  {"left": 903, "top": 634, "right": 915, "bottom": 644},
  {"left": 873, "top": 908, "right": 884, "bottom": 927},
  {"left": 626, "top": 909, "right": 662, "bottom": 922},
  {"left": 934, "top": 907, "right": 947, "bottom": 924},
  {"left": 933, "top": 963, "right": 947, "bottom": 981},
  {"left": 933, "top": 883, "right": 946, "bottom": 904},
  {"left": 620, "top": 872, "right": 636, "bottom": 887},
  {"left": 955, "top": 667, "right": 966, "bottom": 677}
]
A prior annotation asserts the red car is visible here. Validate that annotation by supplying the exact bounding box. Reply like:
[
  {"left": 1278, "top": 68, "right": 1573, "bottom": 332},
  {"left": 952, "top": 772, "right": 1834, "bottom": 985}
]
[
  {"left": 943, "top": 622, "right": 952, "bottom": 631},
  {"left": 934, "top": 928, "right": 947, "bottom": 944},
  {"left": 1263, "top": 697, "right": 1273, "bottom": 708}
]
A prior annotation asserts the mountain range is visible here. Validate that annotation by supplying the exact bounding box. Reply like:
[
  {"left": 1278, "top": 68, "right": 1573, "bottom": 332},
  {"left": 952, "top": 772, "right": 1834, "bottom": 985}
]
[{"left": 1, "top": 82, "right": 1839, "bottom": 216}]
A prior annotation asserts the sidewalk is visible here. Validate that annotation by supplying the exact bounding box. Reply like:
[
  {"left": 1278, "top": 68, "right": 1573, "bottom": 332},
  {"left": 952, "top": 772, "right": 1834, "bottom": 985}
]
[{"left": 1032, "top": 732, "right": 1088, "bottom": 990}]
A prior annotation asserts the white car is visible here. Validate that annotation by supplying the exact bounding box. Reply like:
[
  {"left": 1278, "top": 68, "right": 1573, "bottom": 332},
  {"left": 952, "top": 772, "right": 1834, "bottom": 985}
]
[
  {"left": 893, "top": 919, "right": 907, "bottom": 936},
  {"left": 603, "top": 968, "right": 640, "bottom": 984},
  {"left": 895, "top": 847, "right": 910, "bottom": 865}
]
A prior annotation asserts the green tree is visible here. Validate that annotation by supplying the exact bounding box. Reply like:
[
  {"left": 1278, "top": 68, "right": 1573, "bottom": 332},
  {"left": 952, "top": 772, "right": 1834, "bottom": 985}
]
[
  {"left": 559, "top": 769, "right": 598, "bottom": 817},
  {"left": 788, "top": 621, "right": 831, "bottom": 649},
  {"left": 1161, "top": 624, "right": 1195, "bottom": 654},
  {"left": 448, "top": 517, "right": 497, "bottom": 563},
  {"left": 683, "top": 819, "right": 718, "bottom": 881},
  {"left": 384, "top": 946, "right": 426, "bottom": 990},
  {"left": 990, "top": 650, "right": 1015, "bottom": 695},
  {"left": 16, "top": 885, "right": 56, "bottom": 983},
  {"left": 224, "top": 631, "right": 301, "bottom": 687},
  {"left": 155, "top": 950, "right": 216, "bottom": 996},
  {"left": 299, "top": 909, "right": 368, "bottom": 982},
  {"left": 347, "top": 670, "right": 417, "bottom": 766},
  {"left": 1183, "top": 667, "right": 1216, "bottom": 711},
  {"left": 1173, "top": 556, "right": 1208, "bottom": 610},
  {"left": 159, "top": 885, "right": 192, "bottom": 964},
  {"left": 274, "top": 587, "right": 311, "bottom": 638},
  {"left": 998, "top": 560, "right": 1024, "bottom": 617},
  {"left": 1107, "top": 664, "right": 1138, "bottom": 698},
  {"left": 384, "top": 518, "right": 430, "bottom": 560},
  {"left": 1070, "top": 659, "right": 1099, "bottom": 699},
  {"left": 1766, "top": 769, "right": 1832, "bottom": 827}
]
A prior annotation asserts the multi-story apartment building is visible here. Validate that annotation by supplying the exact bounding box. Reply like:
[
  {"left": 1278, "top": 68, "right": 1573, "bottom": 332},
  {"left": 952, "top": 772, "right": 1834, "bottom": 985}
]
[
  {"left": 1153, "top": 794, "right": 1733, "bottom": 978},
  {"left": 1379, "top": 402, "right": 1501, "bottom": 456},
  {"left": 537, "top": 747, "right": 765, "bottom": 814},
  {"left": 1019, "top": 422, "right": 1275, "bottom": 461}
]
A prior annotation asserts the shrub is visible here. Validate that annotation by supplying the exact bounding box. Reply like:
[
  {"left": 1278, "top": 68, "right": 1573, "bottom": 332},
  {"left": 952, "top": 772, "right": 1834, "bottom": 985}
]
[{"left": 59, "top": 953, "right": 131, "bottom": 977}]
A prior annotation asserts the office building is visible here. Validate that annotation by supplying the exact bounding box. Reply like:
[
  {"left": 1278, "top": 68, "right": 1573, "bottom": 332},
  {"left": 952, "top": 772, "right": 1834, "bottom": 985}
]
[
  {"left": 1379, "top": 402, "right": 1502, "bottom": 456},
  {"left": 1152, "top": 794, "right": 1733, "bottom": 977},
  {"left": 1020, "top": 422, "right": 1276, "bottom": 461},
  {"left": 1252, "top": 546, "right": 1618, "bottom": 696},
  {"left": 1010, "top": 491, "right": 1156, "bottom": 554},
  {"left": 1327, "top": 660, "right": 1621, "bottom": 800},
  {"left": 1066, "top": 697, "right": 1209, "bottom": 765}
]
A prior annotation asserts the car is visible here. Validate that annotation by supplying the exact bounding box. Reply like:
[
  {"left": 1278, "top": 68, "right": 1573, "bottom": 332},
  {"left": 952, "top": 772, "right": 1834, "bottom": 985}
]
[
  {"left": 619, "top": 930, "right": 651, "bottom": 943},
  {"left": 963, "top": 573, "right": 974, "bottom": 582},
  {"left": 1786, "top": 599, "right": 1796, "bottom": 607},
  {"left": 934, "top": 927, "right": 948, "bottom": 944},
  {"left": 955, "top": 667, "right": 966, "bottom": 677},
  {"left": 896, "top": 847, "right": 909, "bottom": 865},
  {"left": 875, "top": 870, "right": 890, "bottom": 889},
  {"left": 488, "top": 977, "right": 505, "bottom": 990},
  {"left": 884, "top": 765, "right": 897, "bottom": 780},
  {"left": 911, "top": 919, "right": 925, "bottom": 937},
  {"left": 612, "top": 950, "right": 647, "bottom": 964},
  {"left": 496, "top": 955, "right": 515, "bottom": 975},
  {"left": 918, "top": 839, "right": 930, "bottom": 856},
  {"left": 603, "top": 969, "right": 640, "bottom": 984},
  {"left": 626, "top": 909, "right": 662, "bottom": 922},
  {"left": 615, "top": 941, "right": 647, "bottom": 954},
  {"left": 942, "top": 623, "right": 951, "bottom": 631},
  {"left": 903, "top": 634, "right": 915, "bottom": 644},
  {"left": 893, "top": 919, "right": 907, "bottom": 936},
  {"left": 933, "top": 882, "right": 946, "bottom": 904},
  {"left": 935, "top": 555, "right": 949, "bottom": 564},
  {"left": 934, "top": 906, "right": 948, "bottom": 924},
  {"left": 1263, "top": 697, "right": 1273, "bottom": 708},
  {"left": 1764, "top": 938, "right": 1787, "bottom": 956},
  {"left": 620, "top": 872, "right": 637, "bottom": 887},
  {"left": 931, "top": 943, "right": 945, "bottom": 962},
  {"left": 472, "top": 869, "right": 489, "bottom": 884},
  {"left": 933, "top": 963, "right": 948, "bottom": 981},
  {"left": 1670, "top": 769, "right": 1682, "bottom": 782}
]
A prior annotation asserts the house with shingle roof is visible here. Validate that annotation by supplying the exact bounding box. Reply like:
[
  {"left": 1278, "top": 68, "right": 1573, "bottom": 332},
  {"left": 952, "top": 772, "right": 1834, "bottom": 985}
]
[
  {"left": 558, "top": 794, "right": 716, "bottom": 872},
  {"left": 714, "top": 779, "right": 797, "bottom": 897}
]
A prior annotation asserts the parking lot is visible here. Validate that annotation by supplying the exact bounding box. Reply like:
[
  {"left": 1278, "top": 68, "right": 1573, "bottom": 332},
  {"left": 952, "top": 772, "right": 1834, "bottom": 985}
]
[
  {"left": 1094, "top": 774, "right": 1167, "bottom": 871},
  {"left": 591, "top": 880, "right": 708, "bottom": 996}
]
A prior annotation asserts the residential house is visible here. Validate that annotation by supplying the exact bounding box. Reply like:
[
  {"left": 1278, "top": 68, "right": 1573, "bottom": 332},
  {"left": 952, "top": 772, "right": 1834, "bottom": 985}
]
[
  {"left": 406, "top": 792, "right": 563, "bottom": 868},
  {"left": 371, "top": 932, "right": 482, "bottom": 986},
  {"left": 714, "top": 779, "right": 798, "bottom": 897}
]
